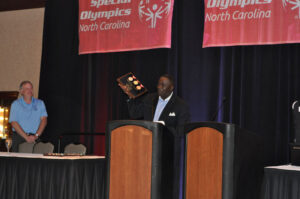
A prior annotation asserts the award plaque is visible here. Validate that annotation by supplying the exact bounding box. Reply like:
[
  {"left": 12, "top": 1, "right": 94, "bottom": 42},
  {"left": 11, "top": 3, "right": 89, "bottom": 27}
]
[{"left": 117, "top": 72, "right": 148, "bottom": 99}]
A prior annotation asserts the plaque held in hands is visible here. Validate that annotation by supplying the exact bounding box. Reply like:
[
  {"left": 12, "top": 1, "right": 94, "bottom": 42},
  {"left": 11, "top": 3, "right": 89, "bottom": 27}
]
[{"left": 117, "top": 72, "right": 148, "bottom": 99}]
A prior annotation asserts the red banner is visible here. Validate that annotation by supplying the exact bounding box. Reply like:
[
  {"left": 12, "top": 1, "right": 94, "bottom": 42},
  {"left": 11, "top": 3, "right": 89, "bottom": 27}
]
[
  {"left": 203, "top": 0, "right": 300, "bottom": 47},
  {"left": 79, "top": 0, "right": 174, "bottom": 54}
]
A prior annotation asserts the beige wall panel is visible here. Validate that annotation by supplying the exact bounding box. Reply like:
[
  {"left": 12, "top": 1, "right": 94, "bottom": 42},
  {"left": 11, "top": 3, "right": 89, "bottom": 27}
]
[{"left": 0, "top": 8, "right": 44, "bottom": 97}]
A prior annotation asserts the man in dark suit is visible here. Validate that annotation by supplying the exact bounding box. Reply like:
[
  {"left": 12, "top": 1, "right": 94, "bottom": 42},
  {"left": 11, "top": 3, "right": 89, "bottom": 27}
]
[
  {"left": 120, "top": 74, "right": 190, "bottom": 136},
  {"left": 119, "top": 74, "right": 190, "bottom": 199}
]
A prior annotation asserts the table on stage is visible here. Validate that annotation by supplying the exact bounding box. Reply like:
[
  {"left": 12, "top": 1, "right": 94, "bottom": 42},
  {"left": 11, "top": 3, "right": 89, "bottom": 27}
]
[
  {"left": 261, "top": 164, "right": 300, "bottom": 199},
  {"left": 0, "top": 152, "right": 105, "bottom": 199}
]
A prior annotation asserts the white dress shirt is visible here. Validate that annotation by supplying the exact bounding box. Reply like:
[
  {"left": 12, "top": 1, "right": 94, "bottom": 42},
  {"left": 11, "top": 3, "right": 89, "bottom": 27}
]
[{"left": 153, "top": 92, "right": 173, "bottom": 122}]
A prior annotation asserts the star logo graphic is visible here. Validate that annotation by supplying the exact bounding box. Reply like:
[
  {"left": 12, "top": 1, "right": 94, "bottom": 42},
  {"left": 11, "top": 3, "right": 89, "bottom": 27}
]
[
  {"left": 138, "top": 0, "right": 172, "bottom": 28},
  {"left": 282, "top": 0, "right": 300, "bottom": 18}
]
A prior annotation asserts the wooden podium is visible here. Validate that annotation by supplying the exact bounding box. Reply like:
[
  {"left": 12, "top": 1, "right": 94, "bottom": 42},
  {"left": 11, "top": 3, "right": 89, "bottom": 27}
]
[
  {"left": 183, "top": 122, "right": 263, "bottom": 199},
  {"left": 105, "top": 120, "right": 174, "bottom": 199}
]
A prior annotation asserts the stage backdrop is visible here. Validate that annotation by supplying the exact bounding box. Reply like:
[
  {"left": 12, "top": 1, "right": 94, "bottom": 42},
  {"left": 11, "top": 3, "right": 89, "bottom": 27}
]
[
  {"left": 40, "top": 0, "right": 300, "bottom": 166},
  {"left": 79, "top": 0, "right": 174, "bottom": 54},
  {"left": 203, "top": 0, "right": 300, "bottom": 47}
]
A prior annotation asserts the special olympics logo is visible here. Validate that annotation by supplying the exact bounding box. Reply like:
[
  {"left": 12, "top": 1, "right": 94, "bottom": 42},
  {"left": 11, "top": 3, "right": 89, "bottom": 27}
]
[
  {"left": 138, "top": 0, "right": 172, "bottom": 28},
  {"left": 282, "top": 0, "right": 300, "bottom": 18}
]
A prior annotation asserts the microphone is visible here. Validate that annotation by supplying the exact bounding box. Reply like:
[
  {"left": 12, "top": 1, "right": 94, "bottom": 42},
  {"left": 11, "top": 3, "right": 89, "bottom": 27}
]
[
  {"left": 210, "top": 97, "right": 227, "bottom": 121},
  {"left": 292, "top": 100, "right": 298, "bottom": 110}
]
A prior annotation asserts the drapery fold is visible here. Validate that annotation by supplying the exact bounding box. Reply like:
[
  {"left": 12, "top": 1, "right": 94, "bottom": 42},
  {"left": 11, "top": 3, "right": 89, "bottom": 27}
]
[
  {"left": 261, "top": 168, "right": 300, "bottom": 199},
  {"left": 0, "top": 157, "right": 105, "bottom": 199}
]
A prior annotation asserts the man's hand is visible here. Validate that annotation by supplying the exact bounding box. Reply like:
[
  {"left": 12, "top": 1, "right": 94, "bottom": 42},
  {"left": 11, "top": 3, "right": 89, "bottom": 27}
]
[
  {"left": 118, "top": 83, "right": 133, "bottom": 99},
  {"left": 25, "top": 135, "right": 36, "bottom": 143},
  {"left": 11, "top": 121, "right": 35, "bottom": 142}
]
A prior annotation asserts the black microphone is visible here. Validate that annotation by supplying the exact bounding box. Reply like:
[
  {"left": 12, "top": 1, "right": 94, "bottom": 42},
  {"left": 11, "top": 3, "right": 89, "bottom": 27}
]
[
  {"left": 210, "top": 97, "right": 227, "bottom": 121},
  {"left": 292, "top": 100, "right": 300, "bottom": 143},
  {"left": 292, "top": 100, "right": 298, "bottom": 110}
]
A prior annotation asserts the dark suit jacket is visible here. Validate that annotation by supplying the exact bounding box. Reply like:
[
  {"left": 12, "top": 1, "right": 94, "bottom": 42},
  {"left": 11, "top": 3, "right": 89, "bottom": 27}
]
[{"left": 127, "top": 93, "right": 190, "bottom": 136}]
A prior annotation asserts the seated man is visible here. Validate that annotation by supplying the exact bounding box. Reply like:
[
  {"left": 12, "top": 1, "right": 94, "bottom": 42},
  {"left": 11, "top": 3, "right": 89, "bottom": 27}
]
[{"left": 9, "top": 80, "right": 48, "bottom": 152}]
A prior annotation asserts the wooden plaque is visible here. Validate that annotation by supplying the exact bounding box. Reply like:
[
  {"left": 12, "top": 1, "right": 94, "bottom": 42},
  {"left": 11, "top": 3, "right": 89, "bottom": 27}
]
[{"left": 117, "top": 72, "right": 147, "bottom": 99}]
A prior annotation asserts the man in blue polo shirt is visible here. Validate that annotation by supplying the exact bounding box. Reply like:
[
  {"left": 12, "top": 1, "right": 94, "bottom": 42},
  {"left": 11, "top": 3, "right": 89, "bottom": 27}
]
[{"left": 9, "top": 80, "right": 48, "bottom": 152}]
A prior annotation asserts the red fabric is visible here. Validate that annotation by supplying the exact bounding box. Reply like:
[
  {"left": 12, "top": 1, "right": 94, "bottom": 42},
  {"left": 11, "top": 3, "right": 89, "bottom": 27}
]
[
  {"left": 93, "top": 67, "right": 108, "bottom": 156},
  {"left": 79, "top": 0, "right": 174, "bottom": 54},
  {"left": 203, "top": 0, "right": 300, "bottom": 47}
]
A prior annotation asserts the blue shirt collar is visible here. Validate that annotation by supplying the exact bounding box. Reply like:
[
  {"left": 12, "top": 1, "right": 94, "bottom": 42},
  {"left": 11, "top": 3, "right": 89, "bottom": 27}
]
[{"left": 20, "top": 96, "right": 34, "bottom": 105}]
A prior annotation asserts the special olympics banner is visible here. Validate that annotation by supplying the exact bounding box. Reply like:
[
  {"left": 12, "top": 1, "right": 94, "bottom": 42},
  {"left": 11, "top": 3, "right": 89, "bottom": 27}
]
[
  {"left": 79, "top": 0, "right": 174, "bottom": 54},
  {"left": 203, "top": 0, "right": 300, "bottom": 47}
]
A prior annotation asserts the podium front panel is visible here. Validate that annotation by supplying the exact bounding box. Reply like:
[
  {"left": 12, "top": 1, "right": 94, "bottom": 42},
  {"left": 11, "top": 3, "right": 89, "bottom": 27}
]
[
  {"left": 109, "top": 125, "right": 152, "bottom": 199},
  {"left": 184, "top": 122, "right": 263, "bottom": 199},
  {"left": 185, "top": 127, "right": 223, "bottom": 199}
]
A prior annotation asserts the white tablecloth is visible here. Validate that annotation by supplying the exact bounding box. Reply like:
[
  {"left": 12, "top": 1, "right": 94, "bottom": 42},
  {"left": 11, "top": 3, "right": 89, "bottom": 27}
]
[
  {"left": 265, "top": 164, "right": 300, "bottom": 171},
  {"left": 0, "top": 152, "right": 105, "bottom": 159}
]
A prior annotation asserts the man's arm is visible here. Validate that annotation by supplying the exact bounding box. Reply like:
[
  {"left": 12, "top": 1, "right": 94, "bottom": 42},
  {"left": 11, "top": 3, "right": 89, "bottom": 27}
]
[
  {"left": 11, "top": 121, "right": 36, "bottom": 143},
  {"left": 119, "top": 82, "right": 144, "bottom": 119},
  {"left": 127, "top": 98, "right": 144, "bottom": 119},
  {"left": 35, "top": 116, "right": 47, "bottom": 137}
]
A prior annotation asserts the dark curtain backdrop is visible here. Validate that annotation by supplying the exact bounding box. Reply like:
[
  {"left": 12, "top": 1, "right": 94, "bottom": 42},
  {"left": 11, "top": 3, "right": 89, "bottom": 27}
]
[{"left": 39, "top": 0, "right": 300, "bottom": 165}]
